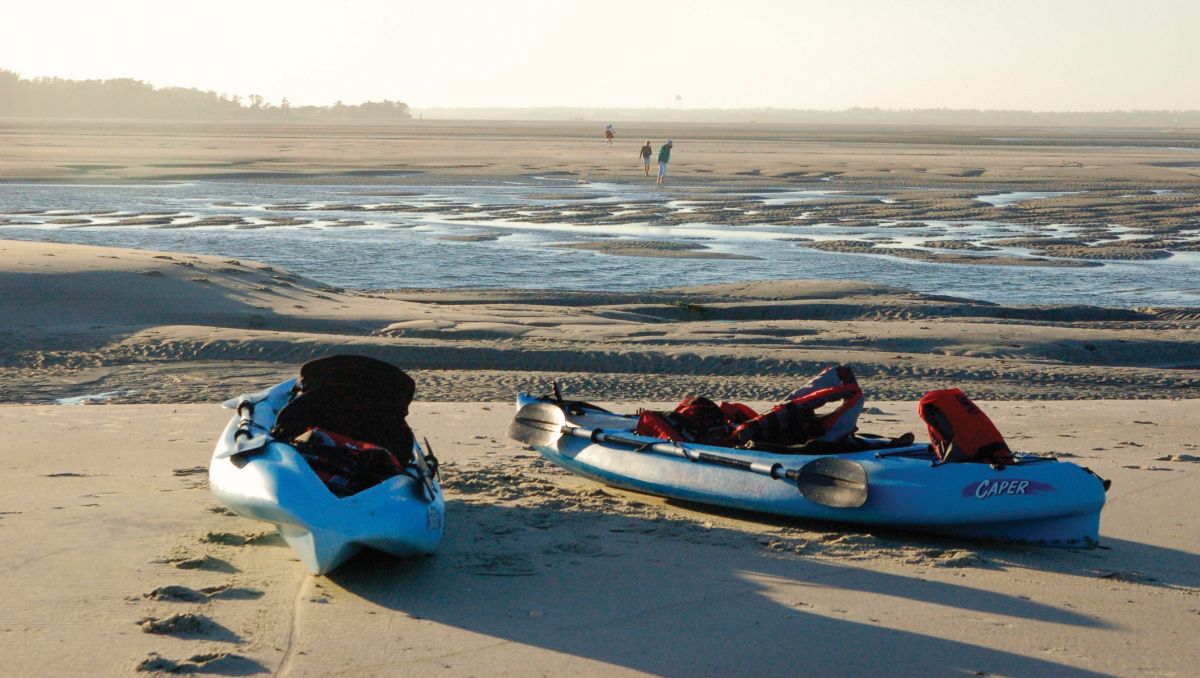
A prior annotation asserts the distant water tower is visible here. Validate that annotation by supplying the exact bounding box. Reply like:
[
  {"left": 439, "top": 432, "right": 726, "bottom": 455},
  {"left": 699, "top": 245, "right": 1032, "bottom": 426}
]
[{"left": 674, "top": 94, "right": 683, "bottom": 110}]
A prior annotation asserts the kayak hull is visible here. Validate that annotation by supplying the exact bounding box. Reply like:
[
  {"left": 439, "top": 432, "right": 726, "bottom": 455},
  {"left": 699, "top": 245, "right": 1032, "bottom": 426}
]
[
  {"left": 210, "top": 380, "right": 445, "bottom": 574},
  {"left": 517, "top": 395, "right": 1106, "bottom": 547}
]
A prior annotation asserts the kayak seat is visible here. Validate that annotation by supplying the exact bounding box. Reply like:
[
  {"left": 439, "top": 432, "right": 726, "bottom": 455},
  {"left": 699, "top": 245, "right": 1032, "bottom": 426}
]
[
  {"left": 298, "top": 354, "right": 415, "bottom": 415},
  {"left": 273, "top": 383, "right": 415, "bottom": 466}
]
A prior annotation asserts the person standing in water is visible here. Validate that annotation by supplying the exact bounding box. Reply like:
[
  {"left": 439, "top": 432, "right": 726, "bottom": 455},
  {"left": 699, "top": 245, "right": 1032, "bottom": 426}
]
[
  {"left": 639, "top": 140, "right": 653, "bottom": 176},
  {"left": 604, "top": 124, "right": 615, "bottom": 144},
  {"left": 656, "top": 139, "right": 673, "bottom": 185}
]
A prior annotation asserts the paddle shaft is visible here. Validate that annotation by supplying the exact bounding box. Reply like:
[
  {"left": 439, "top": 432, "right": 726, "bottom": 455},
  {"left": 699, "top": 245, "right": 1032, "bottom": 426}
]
[{"left": 563, "top": 426, "right": 794, "bottom": 482}]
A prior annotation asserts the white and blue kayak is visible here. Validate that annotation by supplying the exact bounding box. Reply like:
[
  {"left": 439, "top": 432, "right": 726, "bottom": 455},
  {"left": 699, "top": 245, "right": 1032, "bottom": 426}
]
[
  {"left": 211, "top": 378, "right": 445, "bottom": 575},
  {"left": 511, "top": 394, "right": 1108, "bottom": 547}
]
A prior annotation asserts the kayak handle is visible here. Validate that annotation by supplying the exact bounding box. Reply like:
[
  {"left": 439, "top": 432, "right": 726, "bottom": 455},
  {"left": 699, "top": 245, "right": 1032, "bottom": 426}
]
[{"left": 234, "top": 400, "right": 256, "bottom": 441}]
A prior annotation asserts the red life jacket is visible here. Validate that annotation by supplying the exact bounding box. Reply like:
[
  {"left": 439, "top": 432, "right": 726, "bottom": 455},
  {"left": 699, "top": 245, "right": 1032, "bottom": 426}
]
[
  {"left": 633, "top": 365, "right": 866, "bottom": 449},
  {"left": 918, "top": 389, "right": 1014, "bottom": 464},
  {"left": 291, "top": 426, "right": 407, "bottom": 497}
]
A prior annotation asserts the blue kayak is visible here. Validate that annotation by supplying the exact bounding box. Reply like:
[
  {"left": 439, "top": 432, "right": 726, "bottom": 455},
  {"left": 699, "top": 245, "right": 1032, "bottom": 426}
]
[
  {"left": 211, "top": 379, "right": 445, "bottom": 574},
  {"left": 512, "top": 394, "right": 1108, "bottom": 547}
]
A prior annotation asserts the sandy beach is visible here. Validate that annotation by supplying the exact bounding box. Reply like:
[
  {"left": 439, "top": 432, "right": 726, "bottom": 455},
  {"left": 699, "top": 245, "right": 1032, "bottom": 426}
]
[
  {"left": 3, "top": 400, "right": 1198, "bottom": 676},
  {"left": 2, "top": 121, "right": 1198, "bottom": 676}
]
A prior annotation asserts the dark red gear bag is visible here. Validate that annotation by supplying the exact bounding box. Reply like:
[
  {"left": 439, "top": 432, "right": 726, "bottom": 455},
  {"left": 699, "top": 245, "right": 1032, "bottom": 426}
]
[
  {"left": 634, "top": 396, "right": 759, "bottom": 446},
  {"left": 729, "top": 383, "right": 863, "bottom": 447}
]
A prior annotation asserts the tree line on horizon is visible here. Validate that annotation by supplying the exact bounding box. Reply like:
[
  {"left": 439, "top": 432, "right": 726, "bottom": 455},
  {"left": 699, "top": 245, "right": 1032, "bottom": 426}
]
[
  {"left": 4, "top": 68, "right": 1198, "bottom": 128},
  {"left": 0, "top": 69, "right": 411, "bottom": 121}
]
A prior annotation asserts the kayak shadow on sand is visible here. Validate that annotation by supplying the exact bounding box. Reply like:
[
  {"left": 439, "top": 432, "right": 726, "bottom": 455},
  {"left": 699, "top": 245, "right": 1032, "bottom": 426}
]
[
  {"left": 328, "top": 498, "right": 1121, "bottom": 677},
  {"left": 653, "top": 495, "right": 1200, "bottom": 593},
  {"left": 987, "top": 535, "right": 1200, "bottom": 592}
]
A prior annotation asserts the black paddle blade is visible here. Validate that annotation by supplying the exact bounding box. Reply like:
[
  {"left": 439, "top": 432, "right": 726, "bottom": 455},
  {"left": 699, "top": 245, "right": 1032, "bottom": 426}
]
[
  {"left": 508, "top": 403, "right": 568, "bottom": 447},
  {"left": 796, "top": 457, "right": 869, "bottom": 508}
]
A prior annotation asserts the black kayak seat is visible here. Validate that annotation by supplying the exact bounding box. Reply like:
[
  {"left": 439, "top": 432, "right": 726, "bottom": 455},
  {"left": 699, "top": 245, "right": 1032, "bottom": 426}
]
[
  {"left": 272, "top": 355, "right": 416, "bottom": 464},
  {"left": 297, "top": 354, "right": 415, "bottom": 414}
]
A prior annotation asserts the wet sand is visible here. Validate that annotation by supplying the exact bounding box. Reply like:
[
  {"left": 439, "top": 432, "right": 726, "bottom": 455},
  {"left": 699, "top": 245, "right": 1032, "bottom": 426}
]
[
  {"left": 2, "top": 240, "right": 1199, "bottom": 404},
  {"left": 554, "top": 240, "right": 764, "bottom": 259},
  {"left": 4, "top": 119, "right": 1200, "bottom": 190},
  {"left": 4, "top": 121, "right": 1199, "bottom": 269}
]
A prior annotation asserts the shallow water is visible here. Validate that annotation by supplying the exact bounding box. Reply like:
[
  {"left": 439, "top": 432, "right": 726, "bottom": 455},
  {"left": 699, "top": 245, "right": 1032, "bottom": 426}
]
[
  {"left": 54, "top": 391, "right": 131, "bottom": 405},
  {"left": 975, "top": 191, "right": 1077, "bottom": 207},
  {"left": 2, "top": 180, "right": 1197, "bottom": 307}
]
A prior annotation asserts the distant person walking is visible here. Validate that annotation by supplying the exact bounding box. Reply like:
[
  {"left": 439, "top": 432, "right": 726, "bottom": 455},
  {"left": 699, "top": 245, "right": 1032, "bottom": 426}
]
[
  {"left": 604, "top": 124, "right": 615, "bottom": 144},
  {"left": 656, "top": 139, "right": 673, "bottom": 185},
  {"left": 639, "top": 141, "right": 653, "bottom": 176}
]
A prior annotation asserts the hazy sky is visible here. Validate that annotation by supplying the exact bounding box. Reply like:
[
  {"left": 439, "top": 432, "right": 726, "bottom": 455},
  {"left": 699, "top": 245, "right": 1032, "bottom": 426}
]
[{"left": 4, "top": 0, "right": 1197, "bottom": 110}]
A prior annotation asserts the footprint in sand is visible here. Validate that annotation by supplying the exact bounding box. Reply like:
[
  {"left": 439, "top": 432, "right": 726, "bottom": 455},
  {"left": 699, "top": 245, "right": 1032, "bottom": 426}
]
[
  {"left": 542, "top": 541, "right": 608, "bottom": 557},
  {"left": 209, "top": 586, "right": 265, "bottom": 601},
  {"left": 152, "top": 554, "right": 238, "bottom": 573},
  {"left": 464, "top": 553, "right": 537, "bottom": 577},
  {"left": 136, "top": 613, "right": 240, "bottom": 642},
  {"left": 199, "top": 531, "right": 276, "bottom": 547},
  {"left": 135, "top": 652, "right": 266, "bottom": 674},
  {"left": 1155, "top": 454, "right": 1200, "bottom": 463},
  {"left": 762, "top": 538, "right": 809, "bottom": 555},
  {"left": 144, "top": 585, "right": 216, "bottom": 603},
  {"left": 144, "top": 584, "right": 264, "bottom": 602},
  {"left": 607, "top": 523, "right": 659, "bottom": 535},
  {"left": 928, "top": 550, "right": 988, "bottom": 568}
]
